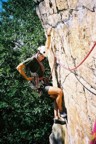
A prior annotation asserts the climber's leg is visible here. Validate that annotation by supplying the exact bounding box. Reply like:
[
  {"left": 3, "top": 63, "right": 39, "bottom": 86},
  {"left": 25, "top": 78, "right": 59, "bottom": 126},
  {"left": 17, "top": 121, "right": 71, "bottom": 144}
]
[
  {"left": 45, "top": 86, "right": 63, "bottom": 112},
  {"left": 45, "top": 86, "right": 67, "bottom": 124},
  {"left": 47, "top": 86, "right": 63, "bottom": 112},
  {"left": 53, "top": 100, "right": 59, "bottom": 119},
  {"left": 47, "top": 86, "right": 67, "bottom": 118},
  {"left": 52, "top": 98, "right": 66, "bottom": 125}
]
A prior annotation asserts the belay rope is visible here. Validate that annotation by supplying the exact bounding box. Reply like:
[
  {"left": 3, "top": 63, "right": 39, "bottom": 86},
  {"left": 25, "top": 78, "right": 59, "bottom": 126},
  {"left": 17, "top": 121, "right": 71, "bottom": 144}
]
[
  {"left": 56, "top": 42, "right": 96, "bottom": 71},
  {"left": 51, "top": 42, "right": 96, "bottom": 95}
]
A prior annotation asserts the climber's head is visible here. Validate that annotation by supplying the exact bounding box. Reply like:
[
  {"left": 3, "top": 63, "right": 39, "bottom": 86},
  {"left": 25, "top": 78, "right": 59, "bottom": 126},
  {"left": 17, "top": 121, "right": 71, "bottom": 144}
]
[
  {"left": 38, "top": 46, "right": 46, "bottom": 57},
  {"left": 37, "top": 46, "right": 46, "bottom": 61}
]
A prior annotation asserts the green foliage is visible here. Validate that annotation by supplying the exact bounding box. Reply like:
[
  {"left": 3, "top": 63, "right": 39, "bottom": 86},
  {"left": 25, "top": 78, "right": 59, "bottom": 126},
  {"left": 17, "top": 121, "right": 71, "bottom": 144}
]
[{"left": 0, "top": 0, "right": 53, "bottom": 144}]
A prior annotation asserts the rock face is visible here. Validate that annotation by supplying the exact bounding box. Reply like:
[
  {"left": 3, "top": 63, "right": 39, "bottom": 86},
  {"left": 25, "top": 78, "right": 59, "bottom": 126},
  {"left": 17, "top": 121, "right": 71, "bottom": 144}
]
[{"left": 36, "top": 0, "right": 96, "bottom": 143}]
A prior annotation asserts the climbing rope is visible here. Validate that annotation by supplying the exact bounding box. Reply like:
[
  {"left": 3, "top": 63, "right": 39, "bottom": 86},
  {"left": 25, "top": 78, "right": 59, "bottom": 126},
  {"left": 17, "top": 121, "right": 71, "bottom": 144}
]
[
  {"left": 90, "top": 121, "right": 96, "bottom": 144},
  {"left": 53, "top": 42, "right": 96, "bottom": 95},
  {"left": 75, "top": 74, "right": 96, "bottom": 95},
  {"left": 56, "top": 42, "right": 96, "bottom": 71}
]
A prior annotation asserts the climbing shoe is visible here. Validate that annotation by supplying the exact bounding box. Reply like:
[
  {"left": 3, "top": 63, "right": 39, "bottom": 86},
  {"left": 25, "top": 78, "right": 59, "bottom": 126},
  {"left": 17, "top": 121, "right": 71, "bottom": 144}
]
[
  {"left": 54, "top": 118, "right": 66, "bottom": 125},
  {"left": 60, "top": 112, "right": 67, "bottom": 119}
]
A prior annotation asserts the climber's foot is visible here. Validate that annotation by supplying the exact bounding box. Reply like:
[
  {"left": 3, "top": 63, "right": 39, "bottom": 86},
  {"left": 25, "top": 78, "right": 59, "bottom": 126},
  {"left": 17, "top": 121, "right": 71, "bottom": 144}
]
[{"left": 60, "top": 112, "right": 67, "bottom": 120}]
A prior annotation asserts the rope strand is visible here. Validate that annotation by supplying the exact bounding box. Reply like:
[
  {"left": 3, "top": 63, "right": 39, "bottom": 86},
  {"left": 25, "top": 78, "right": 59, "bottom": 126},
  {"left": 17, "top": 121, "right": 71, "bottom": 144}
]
[{"left": 57, "top": 42, "right": 96, "bottom": 71}]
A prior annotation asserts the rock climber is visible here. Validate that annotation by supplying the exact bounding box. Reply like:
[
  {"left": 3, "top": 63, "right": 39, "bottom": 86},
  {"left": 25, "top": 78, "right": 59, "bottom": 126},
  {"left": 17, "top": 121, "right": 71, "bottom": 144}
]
[{"left": 16, "top": 28, "right": 67, "bottom": 124}]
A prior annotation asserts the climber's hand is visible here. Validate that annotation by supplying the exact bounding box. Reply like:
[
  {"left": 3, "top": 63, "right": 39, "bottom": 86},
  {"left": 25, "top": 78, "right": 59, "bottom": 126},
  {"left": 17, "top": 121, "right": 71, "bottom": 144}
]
[
  {"left": 47, "top": 27, "right": 52, "bottom": 36},
  {"left": 27, "top": 77, "right": 33, "bottom": 81}
]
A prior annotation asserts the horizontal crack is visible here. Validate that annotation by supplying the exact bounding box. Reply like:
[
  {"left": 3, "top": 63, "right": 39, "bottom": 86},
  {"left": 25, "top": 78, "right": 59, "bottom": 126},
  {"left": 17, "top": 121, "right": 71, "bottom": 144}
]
[{"left": 43, "top": 4, "right": 96, "bottom": 28}]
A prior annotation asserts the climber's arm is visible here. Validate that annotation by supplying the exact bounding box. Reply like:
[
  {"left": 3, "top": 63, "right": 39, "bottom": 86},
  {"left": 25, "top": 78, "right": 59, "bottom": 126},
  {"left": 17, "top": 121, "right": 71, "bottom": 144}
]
[
  {"left": 45, "top": 35, "right": 51, "bottom": 49},
  {"left": 45, "top": 28, "right": 52, "bottom": 51},
  {"left": 16, "top": 63, "right": 33, "bottom": 81}
]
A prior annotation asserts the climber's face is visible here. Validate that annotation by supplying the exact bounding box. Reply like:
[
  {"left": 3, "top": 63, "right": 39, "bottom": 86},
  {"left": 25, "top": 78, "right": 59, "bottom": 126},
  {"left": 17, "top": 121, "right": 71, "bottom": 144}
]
[{"left": 37, "top": 52, "right": 45, "bottom": 61}]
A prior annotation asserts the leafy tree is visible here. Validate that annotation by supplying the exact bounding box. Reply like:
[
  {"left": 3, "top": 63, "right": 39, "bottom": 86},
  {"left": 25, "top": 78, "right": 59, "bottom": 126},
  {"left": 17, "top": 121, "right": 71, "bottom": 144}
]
[{"left": 0, "top": 0, "right": 53, "bottom": 143}]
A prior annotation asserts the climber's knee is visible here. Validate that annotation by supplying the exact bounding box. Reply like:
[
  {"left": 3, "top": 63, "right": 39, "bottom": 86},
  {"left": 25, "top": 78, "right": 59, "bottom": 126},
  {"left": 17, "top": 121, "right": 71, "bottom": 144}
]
[
  {"left": 57, "top": 88, "right": 63, "bottom": 96},
  {"left": 46, "top": 86, "right": 63, "bottom": 98}
]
